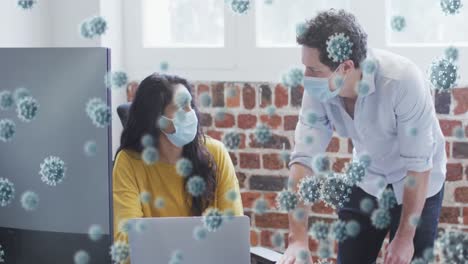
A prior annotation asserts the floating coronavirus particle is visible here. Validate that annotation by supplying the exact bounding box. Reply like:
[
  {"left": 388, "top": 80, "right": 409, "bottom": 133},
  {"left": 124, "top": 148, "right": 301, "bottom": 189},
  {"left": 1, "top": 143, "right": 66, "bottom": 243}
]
[
  {"left": 169, "top": 249, "right": 183, "bottom": 264},
  {"left": 0, "top": 177, "right": 15, "bottom": 207},
  {"left": 297, "top": 176, "right": 322, "bottom": 205},
  {"left": 326, "top": 33, "right": 353, "bottom": 63},
  {"left": 142, "top": 146, "right": 159, "bottom": 165},
  {"left": 229, "top": 0, "right": 251, "bottom": 15},
  {"left": 83, "top": 140, "right": 97, "bottom": 157},
  {"left": 39, "top": 156, "right": 67, "bottom": 186},
  {"left": 105, "top": 71, "right": 128, "bottom": 89},
  {"left": 321, "top": 173, "right": 352, "bottom": 209},
  {"left": 345, "top": 160, "right": 367, "bottom": 185},
  {"left": 440, "top": 0, "right": 463, "bottom": 15},
  {"left": 254, "top": 123, "right": 272, "bottom": 144},
  {"left": 17, "top": 0, "right": 36, "bottom": 9},
  {"left": 193, "top": 225, "right": 208, "bottom": 241},
  {"left": 16, "top": 96, "right": 39, "bottom": 122},
  {"left": 378, "top": 188, "right": 397, "bottom": 210},
  {"left": 85, "top": 98, "right": 111, "bottom": 128},
  {"left": 80, "top": 16, "right": 108, "bottom": 39},
  {"left": 74, "top": 250, "right": 90, "bottom": 264},
  {"left": 271, "top": 232, "right": 284, "bottom": 248},
  {"left": 445, "top": 46, "right": 459, "bottom": 62},
  {"left": 198, "top": 92, "right": 212, "bottom": 108},
  {"left": 0, "top": 90, "right": 14, "bottom": 110},
  {"left": 176, "top": 158, "right": 193, "bottom": 178},
  {"left": 202, "top": 207, "right": 224, "bottom": 232},
  {"left": 186, "top": 175, "right": 206, "bottom": 197},
  {"left": 276, "top": 189, "right": 298, "bottom": 212},
  {"left": 109, "top": 241, "right": 130, "bottom": 264},
  {"left": 0, "top": 119, "right": 16, "bottom": 142},
  {"left": 223, "top": 131, "right": 241, "bottom": 150},
  {"left": 253, "top": 196, "right": 268, "bottom": 215},
  {"left": 371, "top": 208, "right": 391, "bottom": 229},
  {"left": 296, "top": 22, "right": 307, "bottom": 37},
  {"left": 391, "top": 15, "right": 406, "bottom": 32},
  {"left": 428, "top": 57, "right": 459, "bottom": 92},
  {"left": 0, "top": 244, "right": 4, "bottom": 262},
  {"left": 88, "top": 224, "right": 104, "bottom": 241},
  {"left": 20, "top": 190, "right": 39, "bottom": 211},
  {"left": 13, "top": 87, "right": 31, "bottom": 103},
  {"left": 435, "top": 229, "right": 468, "bottom": 263},
  {"left": 311, "top": 153, "right": 331, "bottom": 175},
  {"left": 309, "top": 221, "right": 330, "bottom": 241},
  {"left": 282, "top": 67, "right": 304, "bottom": 89}
]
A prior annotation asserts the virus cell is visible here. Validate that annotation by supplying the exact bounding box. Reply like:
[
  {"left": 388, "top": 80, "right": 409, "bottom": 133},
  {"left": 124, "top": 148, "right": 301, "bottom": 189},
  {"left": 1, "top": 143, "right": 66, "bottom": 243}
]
[
  {"left": 371, "top": 208, "right": 391, "bottom": 229},
  {"left": 358, "top": 153, "right": 372, "bottom": 168},
  {"left": 0, "top": 119, "right": 16, "bottom": 142},
  {"left": 80, "top": 21, "right": 94, "bottom": 39},
  {"left": 0, "top": 90, "right": 14, "bottom": 110},
  {"left": 311, "top": 154, "right": 331, "bottom": 175},
  {"left": 296, "top": 22, "right": 307, "bottom": 37},
  {"left": 160, "top": 61, "right": 169, "bottom": 72},
  {"left": 214, "top": 108, "right": 229, "bottom": 122},
  {"left": 333, "top": 75, "right": 345, "bottom": 90},
  {"left": 169, "top": 250, "right": 183, "bottom": 264},
  {"left": 453, "top": 126, "right": 465, "bottom": 139},
  {"left": 142, "top": 146, "right": 159, "bottom": 165},
  {"left": 118, "top": 219, "right": 133, "bottom": 234},
  {"left": 186, "top": 176, "right": 206, "bottom": 197},
  {"left": 0, "top": 244, "right": 4, "bottom": 262},
  {"left": 293, "top": 208, "right": 307, "bottom": 221},
  {"left": 140, "top": 134, "right": 154, "bottom": 148},
  {"left": 391, "top": 16, "right": 406, "bottom": 32},
  {"left": 406, "top": 127, "right": 418, "bottom": 137},
  {"left": 422, "top": 247, "right": 435, "bottom": 262},
  {"left": 264, "top": 0, "right": 274, "bottom": 5},
  {"left": 345, "top": 160, "right": 367, "bottom": 185},
  {"left": 271, "top": 232, "right": 284, "bottom": 248},
  {"left": 317, "top": 240, "right": 333, "bottom": 259},
  {"left": 410, "top": 258, "right": 425, "bottom": 264},
  {"left": 39, "top": 156, "right": 67, "bottom": 186},
  {"left": 89, "top": 16, "right": 108, "bottom": 37},
  {"left": 223, "top": 131, "right": 241, "bottom": 150},
  {"left": 105, "top": 71, "right": 128, "bottom": 89},
  {"left": 88, "top": 224, "right": 104, "bottom": 241},
  {"left": 20, "top": 190, "right": 39, "bottom": 211},
  {"left": 83, "top": 140, "right": 97, "bottom": 157},
  {"left": 345, "top": 220, "right": 361, "bottom": 238},
  {"left": 435, "top": 229, "right": 468, "bottom": 263},
  {"left": 309, "top": 221, "right": 330, "bottom": 241},
  {"left": 359, "top": 197, "right": 375, "bottom": 214},
  {"left": 445, "top": 46, "right": 459, "bottom": 62},
  {"left": 440, "top": 0, "right": 463, "bottom": 15},
  {"left": 326, "top": 33, "right": 353, "bottom": 63},
  {"left": 321, "top": 173, "right": 353, "bottom": 209},
  {"left": 226, "top": 86, "right": 237, "bottom": 98},
  {"left": 193, "top": 225, "right": 208, "bottom": 241},
  {"left": 154, "top": 197, "right": 165, "bottom": 209},
  {"left": 297, "top": 176, "right": 322, "bottom": 205},
  {"left": 0, "top": 178, "right": 15, "bottom": 207},
  {"left": 265, "top": 105, "right": 276, "bottom": 117},
  {"left": 282, "top": 67, "right": 304, "bottom": 89},
  {"left": 428, "top": 57, "right": 459, "bottom": 92},
  {"left": 199, "top": 92, "right": 212, "bottom": 107},
  {"left": 157, "top": 115, "right": 170, "bottom": 130},
  {"left": 225, "top": 188, "right": 238, "bottom": 202},
  {"left": 140, "top": 191, "right": 151, "bottom": 204},
  {"left": 16, "top": 96, "right": 39, "bottom": 122},
  {"left": 356, "top": 80, "right": 370, "bottom": 96},
  {"left": 109, "top": 241, "right": 130, "bottom": 264},
  {"left": 85, "top": 98, "right": 110, "bottom": 128},
  {"left": 229, "top": 0, "right": 251, "bottom": 15},
  {"left": 378, "top": 188, "right": 397, "bottom": 210},
  {"left": 223, "top": 208, "right": 235, "bottom": 221},
  {"left": 254, "top": 123, "right": 272, "bottom": 145},
  {"left": 202, "top": 208, "right": 224, "bottom": 232},
  {"left": 330, "top": 220, "right": 348, "bottom": 242},
  {"left": 17, "top": 0, "right": 36, "bottom": 9},
  {"left": 176, "top": 158, "right": 193, "bottom": 178},
  {"left": 74, "top": 250, "right": 90, "bottom": 264},
  {"left": 304, "top": 135, "right": 314, "bottom": 145},
  {"left": 361, "top": 59, "right": 377, "bottom": 75},
  {"left": 276, "top": 189, "right": 298, "bottom": 212},
  {"left": 135, "top": 219, "right": 148, "bottom": 233},
  {"left": 174, "top": 89, "right": 192, "bottom": 109},
  {"left": 253, "top": 197, "right": 268, "bottom": 215},
  {"left": 13, "top": 87, "right": 31, "bottom": 102},
  {"left": 304, "top": 110, "right": 319, "bottom": 126},
  {"left": 296, "top": 249, "right": 311, "bottom": 262},
  {"left": 280, "top": 150, "right": 290, "bottom": 164},
  {"left": 409, "top": 214, "right": 420, "bottom": 227}
]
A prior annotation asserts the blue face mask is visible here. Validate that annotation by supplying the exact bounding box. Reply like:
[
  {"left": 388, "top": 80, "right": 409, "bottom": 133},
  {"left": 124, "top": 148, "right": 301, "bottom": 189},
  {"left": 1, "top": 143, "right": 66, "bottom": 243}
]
[
  {"left": 303, "top": 65, "right": 347, "bottom": 102},
  {"left": 161, "top": 109, "right": 198, "bottom": 147}
]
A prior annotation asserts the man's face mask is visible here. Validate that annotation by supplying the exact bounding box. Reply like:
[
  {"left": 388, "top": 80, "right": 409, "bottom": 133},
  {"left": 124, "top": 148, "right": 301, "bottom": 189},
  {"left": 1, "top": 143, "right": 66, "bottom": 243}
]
[{"left": 303, "top": 64, "right": 347, "bottom": 102}]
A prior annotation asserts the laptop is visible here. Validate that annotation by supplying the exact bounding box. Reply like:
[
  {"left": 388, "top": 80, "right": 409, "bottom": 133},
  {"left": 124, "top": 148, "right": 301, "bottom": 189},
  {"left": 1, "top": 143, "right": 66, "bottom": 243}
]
[{"left": 127, "top": 216, "right": 251, "bottom": 264}]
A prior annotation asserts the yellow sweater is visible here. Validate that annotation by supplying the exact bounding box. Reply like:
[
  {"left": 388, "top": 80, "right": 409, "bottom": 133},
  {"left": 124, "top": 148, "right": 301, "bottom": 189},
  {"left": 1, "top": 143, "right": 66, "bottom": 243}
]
[{"left": 112, "top": 136, "right": 243, "bottom": 242}]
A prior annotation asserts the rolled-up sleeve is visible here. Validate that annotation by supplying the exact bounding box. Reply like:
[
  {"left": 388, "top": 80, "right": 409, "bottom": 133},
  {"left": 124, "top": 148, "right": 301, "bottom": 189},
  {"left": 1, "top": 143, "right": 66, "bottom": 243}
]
[
  {"left": 394, "top": 63, "right": 435, "bottom": 172},
  {"left": 288, "top": 88, "right": 333, "bottom": 171}
]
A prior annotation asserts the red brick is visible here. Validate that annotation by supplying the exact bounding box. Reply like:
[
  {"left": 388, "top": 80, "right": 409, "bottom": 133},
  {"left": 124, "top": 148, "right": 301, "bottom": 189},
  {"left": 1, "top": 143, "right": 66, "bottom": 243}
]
[
  {"left": 212, "top": 82, "right": 225, "bottom": 107},
  {"left": 260, "top": 84, "right": 272, "bottom": 108},
  {"left": 260, "top": 115, "right": 282, "bottom": 129},
  {"left": 255, "top": 213, "right": 289, "bottom": 229},
  {"left": 241, "top": 191, "right": 261, "bottom": 209},
  {"left": 239, "top": 153, "right": 260, "bottom": 169},
  {"left": 453, "top": 87, "right": 468, "bottom": 115},
  {"left": 291, "top": 85, "right": 304, "bottom": 107},
  {"left": 214, "top": 113, "right": 235, "bottom": 128},
  {"left": 249, "top": 134, "right": 291, "bottom": 150},
  {"left": 326, "top": 137, "right": 340, "bottom": 152},
  {"left": 263, "top": 153, "right": 285, "bottom": 170},
  {"left": 275, "top": 84, "right": 289, "bottom": 108},
  {"left": 243, "top": 84, "right": 256, "bottom": 110},
  {"left": 453, "top": 142, "right": 468, "bottom": 159},
  {"left": 284, "top": 115, "right": 298, "bottom": 131},
  {"left": 439, "top": 207, "right": 460, "bottom": 224},
  {"left": 348, "top": 139, "right": 354, "bottom": 153},
  {"left": 446, "top": 142, "right": 451, "bottom": 158},
  {"left": 199, "top": 113, "right": 212, "bottom": 127},
  {"left": 197, "top": 83, "right": 209, "bottom": 96},
  {"left": 463, "top": 207, "right": 468, "bottom": 225},
  {"left": 311, "top": 201, "right": 335, "bottom": 215},
  {"left": 333, "top": 158, "right": 351, "bottom": 173},
  {"left": 238, "top": 114, "right": 257, "bottom": 129},
  {"left": 263, "top": 192, "right": 278, "bottom": 210},
  {"left": 260, "top": 230, "right": 274, "bottom": 247},
  {"left": 446, "top": 163, "right": 463, "bottom": 181},
  {"left": 439, "top": 119, "right": 462, "bottom": 137},
  {"left": 229, "top": 152, "right": 237, "bottom": 166},
  {"left": 236, "top": 172, "right": 246, "bottom": 189},
  {"left": 206, "top": 130, "right": 223, "bottom": 141},
  {"left": 250, "top": 230, "right": 259, "bottom": 246},
  {"left": 226, "top": 85, "right": 241, "bottom": 108},
  {"left": 454, "top": 187, "right": 468, "bottom": 203}
]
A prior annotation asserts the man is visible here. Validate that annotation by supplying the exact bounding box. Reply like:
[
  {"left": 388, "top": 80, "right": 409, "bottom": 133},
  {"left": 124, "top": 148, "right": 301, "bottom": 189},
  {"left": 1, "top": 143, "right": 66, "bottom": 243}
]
[{"left": 279, "top": 9, "right": 446, "bottom": 264}]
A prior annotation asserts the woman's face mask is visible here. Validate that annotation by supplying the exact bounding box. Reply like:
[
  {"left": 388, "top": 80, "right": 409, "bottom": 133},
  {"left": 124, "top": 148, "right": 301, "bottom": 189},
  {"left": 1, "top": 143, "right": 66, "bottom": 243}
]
[
  {"left": 303, "top": 65, "right": 347, "bottom": 102},
  {"left": 160, "top": 109, "right": 198, "bottom": 148}
]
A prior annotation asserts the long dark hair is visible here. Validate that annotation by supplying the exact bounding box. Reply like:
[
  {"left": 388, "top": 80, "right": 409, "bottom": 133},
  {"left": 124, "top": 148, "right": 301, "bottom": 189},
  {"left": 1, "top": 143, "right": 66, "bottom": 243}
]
[{"left": 115, "top": 73, "right": 217, "bottom": 216}]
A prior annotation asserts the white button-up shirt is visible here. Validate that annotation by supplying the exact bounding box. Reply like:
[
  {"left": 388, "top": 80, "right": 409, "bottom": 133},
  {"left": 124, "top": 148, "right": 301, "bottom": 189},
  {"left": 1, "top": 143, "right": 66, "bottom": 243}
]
[{"left": 289, "top": 48, "right": 447, "bottom": 204}]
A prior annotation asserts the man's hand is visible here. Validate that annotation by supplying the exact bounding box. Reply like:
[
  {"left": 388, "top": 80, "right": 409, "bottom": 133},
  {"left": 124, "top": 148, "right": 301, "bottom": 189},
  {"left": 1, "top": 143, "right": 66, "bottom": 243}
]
[
  {"left": 384, "top": 233, "right": 414, "bottom": 264},
  {"left": 276, "top": 241, "right": 312, "bottom": 264}
]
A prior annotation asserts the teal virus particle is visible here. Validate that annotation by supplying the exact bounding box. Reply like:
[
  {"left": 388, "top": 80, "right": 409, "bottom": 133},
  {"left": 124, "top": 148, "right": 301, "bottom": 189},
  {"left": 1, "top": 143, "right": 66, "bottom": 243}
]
[
  {"left": 202, "top": 208, "right": 224, "bottom": 232},
  {"left": 135, "top": 219, "right": 148, "bottom": 233},
  {"left": 169, "top": 250, "right": 183, "bottom": 264},
  {"left": 199, "top": 92, "right": 212, "bottom": 107},
  {"left": 361, "top": 58, "right": 377, "bottom": 75},
  {"left": 142, "top": 146, "right": 159, "bottom": 165},
  {"left": 296, "top": 249, "right": 310, "bottom": 262},
  {"left": 453, "top": 126, "right": 465, "bottom": 139},
  {"left": 378, "top": 188, "right": 397, "bottom": 210},
  {"left": 141, "top": 134, "right": 154, "bottom": 148},
  {"left": 440, "top": 0, "right": 463, "bottom": 15},
  {"left": 223, "top": 208, "right": 235, "bottom": 221},
  {"left": 305, "top": 135, "right": 314, "bottom": 145},
  {"left": 81, "top": 16, "right": 108, "bottom": 39},
  {"left": 0, "top": 178, "right": 15, "bottom": 207},
  {"left": 345, "top": 161, "right": 367, "bottom": 185},
  {"left": 254, "top": 123, "right": 272, "bottom": 144},
  {"left": 226, "top": 87, "right": 237, "bottom": 98},
  {"left": 88, "top": 224, "right": 104, "bottom": 241},
  {"left": 266, "top": 105, "right": 276, "bottom": 117},
  {"left": 13, "top": 87, "right": 31, "bottom": 103},
  {"left": 186, "top": 176, "right": 206, "bottom": 197},
  {"left": 193, "top": 225, "right": 208, "bottom": 241},
  {"left": 0, "top": 90, "right": 14, "bottom": 110},
  {"left": 174, "top": 89, "right": 192, "bottom": 109},
  {"left": 293, "top": 208, "right": 307, "bottom": 221},
  {"left": 391, "top": 16, "right": 406, "bottom": 32},
  {"left": 20, "top": 190, "right": 39, "bottom": 211},
  {"left": 280, "top": 150, "right": 290, "bottom": 164},
  {"left": 264, "top": 0, "right": 274, "bottom": 5},
  {"left": 176, "top": 158, "right": 193, "bottom": 178},
  {"left": 74, "top": 250, "right": 90, "bottom": 264},
  {"left": 445, "top": 46, "right": 459, "bottom": 62},
  {"left": 83, "top": 140, "right": 97, "bottom": 157},
  {"left": 276, "top": 189, "right": 298, "bottom": 212},
  {"left": 271, "top": 232, "right": 284, "bottom": 248},
  {"left": 317, "top": 240, "right": 333, "bottom": 259},
  {"left": 357, "top": 80, "right": 370, "bottom": 96},
  {"left": 139, "top": 191, "right": 151, "bottom": 204},
  {"left": 160, "top": 61, "right": 169, "bottom": 72},
  {"left": 0, "top": 119, "right": 16, "bottom": 142},
  {"left": 223, "top": 131, "right": 241, "bottom": 150},
  {"left": 253, "top": 197, "right": 268, "bottom": 215},
  {"left": 409, "top": 214, "right": 421, "bottom": 227},
  {"left": 85, "top": 98, "right": 110, "bottom": 128},
  {"left": 17, "top": 0, "right": 36, "bottom": 9},
  {"left": 118, "top": 219, "right": 133, "bottom": 234},
  {"left": 16, "top": 96, "right": 39, "bottom": 122},
  {"left": 296, "top": 22, "right": 307, "bottom": 37},
  {"left": 80, "top": 21, "right": 94, "bottom": 39},
  {"left": 371, "top": 208, "right": 391, "bottom": 229},
  {"left": 309, "top": 221, "right": 330, "bottom": 241},
  {"left": 359, "top": 197, "right": 375, "bottom": 214},
  {"left": 39, "top": 156, "right": 67, "bottom": 186},
  {"left": 229, "top": 0, "right": 251, "bottom": 15},
  {"left": 326, "top": 33, "right": 354, "bottom": 63},
  {"left": 321, "top": 173, "right": 352, "bottom": 209},
  {"left": 345, "top": 220, "right": 361, "bottom": 237},
  {"left": 0, "top": 244, "right": 4, "bottom": 262},
  {"left": 154, "top": 197, "right": 165, "bottom": 209},
  {"left": 105, "top": 71, "right": 128, "bottom": 89},
  {"left": 423, "top": 247, "right": 435, "bottom": 262},
  {"left": 331, "top": 220, "right": 348, "bottom": 242},
  {"left": 157, "top": 115, "right": 170, "bottom": 130},
  {"left": 428, "top": 57, "right": 459, "bottom": 92},
  {"left": 311, "top": 154, "right": 331, "bottom": 175},
  {"left": 225, "top": 188, "right": 238, "bottom": 202},
  {"left": 297, "top": 176, "right": 322, "bottom": 205},
  {"left": 358, "top": 153, "right": 372, "bottom": 168},
  {"left": 435, "top": 229, "right": 468, "bottom": 263},
  {"left": 109, "top": 241, "right": 130, "bottom": 264},
  {"left": 333, "top": 75, "right": 345, "bottom": 90},
  {"left": 304, "top": 111, "right": 318, "bottom": 126},
  {"left": 282, "top": 67, "right": 304, "bottom": 89}
]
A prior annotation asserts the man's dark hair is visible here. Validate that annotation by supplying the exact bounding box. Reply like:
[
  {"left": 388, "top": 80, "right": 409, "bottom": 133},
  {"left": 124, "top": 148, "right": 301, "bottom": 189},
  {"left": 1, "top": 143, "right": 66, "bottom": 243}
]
[{"left": 297, "top": 9, "right": 368, "bottom": 70}]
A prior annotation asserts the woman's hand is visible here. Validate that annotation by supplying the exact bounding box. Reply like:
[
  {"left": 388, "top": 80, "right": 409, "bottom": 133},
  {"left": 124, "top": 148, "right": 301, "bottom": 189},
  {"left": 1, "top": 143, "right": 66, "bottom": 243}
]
[{"left": 276, "top": 240, "right": 312, "bottom": 264}]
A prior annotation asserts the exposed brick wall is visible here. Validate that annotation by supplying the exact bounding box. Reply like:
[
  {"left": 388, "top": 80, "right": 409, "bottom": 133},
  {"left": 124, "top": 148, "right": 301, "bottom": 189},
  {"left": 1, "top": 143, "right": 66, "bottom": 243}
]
[{"left": 194, "top": 82, "right": 468, "bottom": 261}]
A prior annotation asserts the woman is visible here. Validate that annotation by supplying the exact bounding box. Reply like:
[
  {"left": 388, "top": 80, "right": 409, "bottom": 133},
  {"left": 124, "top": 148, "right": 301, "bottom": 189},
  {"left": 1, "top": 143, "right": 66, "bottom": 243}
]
[{"left": 113, "top": 73, "right": 243, "bottom": 242}]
